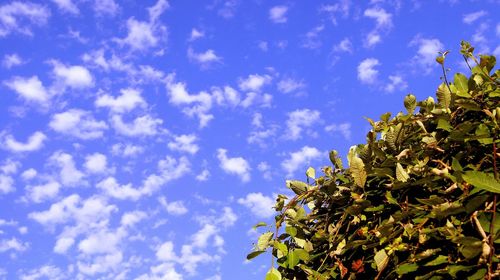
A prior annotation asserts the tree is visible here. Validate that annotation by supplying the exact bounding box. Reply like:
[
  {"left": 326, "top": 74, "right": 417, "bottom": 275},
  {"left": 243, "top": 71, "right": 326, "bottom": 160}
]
[{"left": 248, "top": 41, "right": 500, "bottom": 280}]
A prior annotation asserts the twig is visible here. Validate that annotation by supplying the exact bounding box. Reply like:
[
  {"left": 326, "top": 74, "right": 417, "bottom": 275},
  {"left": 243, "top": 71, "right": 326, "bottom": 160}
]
[
  {"left": 488, "top": 141, "right": 498, "bottom": 279},
  {"left": 463, "top": 55, "right": 473, "bottom": 71}
]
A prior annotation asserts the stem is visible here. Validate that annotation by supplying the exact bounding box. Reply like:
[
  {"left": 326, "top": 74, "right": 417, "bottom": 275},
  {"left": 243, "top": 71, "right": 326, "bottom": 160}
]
[
  {"left": 441, "top": 63, "right": 453, "bottom": 94},
  {"left": 487, "top": 141, "right": 498, "bottom": 279},
  {"left": 488, "top": 195, "right": 497, "bottom": 280},
  {"left": 463, "top": 55, "right": 473, "bottom": 71}
]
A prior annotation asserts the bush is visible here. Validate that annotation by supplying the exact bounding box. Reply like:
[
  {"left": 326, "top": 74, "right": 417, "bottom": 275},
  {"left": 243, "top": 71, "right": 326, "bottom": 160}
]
[{"left": 248, "top": 41, "right": 500, "bottom": 280}]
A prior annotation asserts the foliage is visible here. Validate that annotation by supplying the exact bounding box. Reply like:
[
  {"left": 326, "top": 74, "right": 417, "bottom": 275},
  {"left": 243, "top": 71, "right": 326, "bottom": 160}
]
[{"left": 248, "top": 42, "right": 500, "bottom": 279}]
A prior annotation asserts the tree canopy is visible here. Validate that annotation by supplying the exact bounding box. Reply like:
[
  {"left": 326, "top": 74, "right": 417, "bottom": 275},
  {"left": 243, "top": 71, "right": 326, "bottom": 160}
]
[{"left": 248, "top": 41, "right": 500, "bottom": 280}]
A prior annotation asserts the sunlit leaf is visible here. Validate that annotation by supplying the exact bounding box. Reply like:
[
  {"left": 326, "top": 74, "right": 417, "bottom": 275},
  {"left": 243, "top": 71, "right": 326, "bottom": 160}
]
[{"left": 462, "top": 171, "right": 500, "bottom": 194}]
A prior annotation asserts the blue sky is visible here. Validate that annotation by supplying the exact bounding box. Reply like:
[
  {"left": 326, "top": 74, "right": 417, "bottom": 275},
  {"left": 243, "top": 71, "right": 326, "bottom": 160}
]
[{"left": 0, "top": 0, "right": 499, "bottom": 279}]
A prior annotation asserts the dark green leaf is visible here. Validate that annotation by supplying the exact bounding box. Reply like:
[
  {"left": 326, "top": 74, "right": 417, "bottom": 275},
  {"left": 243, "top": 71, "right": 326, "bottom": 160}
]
[
  {"left": 462, "top": 171, "right": 500, "bottom": 193},
  {"left": 247, "top": 250, "right": 266, "bottom": 260}
]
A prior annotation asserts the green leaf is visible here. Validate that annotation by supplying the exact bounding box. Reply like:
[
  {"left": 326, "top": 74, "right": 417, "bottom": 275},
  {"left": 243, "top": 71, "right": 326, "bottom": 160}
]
[
  {"left": 257, "top": 232, "right": 274, "bottom": 251},
  {"left": 306, "top": 167, "right": 316, "bottom": 179},
  {"left": 454, "top": 73, "right": 470, "bottom": 97},
  {"left": 468, "top": 268, "right": 487, "bottom": 280},
  {"left": 437, "top": 118, "right": 453, "bottom": 132},
  {"left": 462, "top": 171, "right": 500, "bottom": 194},
  {"left": 396, "top": 263, "right": 419, "bottom": 275},
  {"left": 286, "top": 180, "right": 308, "bottom": 195},
  {"left": 252, "top": 222, "right": 267, "bottom": 230},
  {"left": 479, "top": 55, "right": 496, "bottom": 73},
  {"left": 404, "top": 94, "right": 417, "bottom": 114},
  {"left": 288, "top": 250, "right": 300, "bottom": 268},
  {"left": 265, "top": 268, "right": 282, "bottom": 280},
  {"left": 349, "top": 156, "right": 367, "bottom": 188},
  {"left": 285, "top": 226, "right": 297, "bottom": 237},
  {"left": 329, "top": 150, "right": 343, "bottom": 169},
  {"left": 246, "top": 250, "right": 266, "bottom": 260},
  {"left": 424, "top": 255, "right": 449, "bottom": 266},
  {"left": 374, "top": 249, "right": 389, "bottom": 272},
  {"left": 273, "top": 241, "right": 288, "bottom": 256},
  {"left": 436, "top": 82, "right": 451, "bottom": 109},
  {"left": 396, "top": 163, "right": 410, "bottom": 182},
  {"left": 294, "top": 249, "right": 310, "bottom": 261},
  {"left": 448, "top": 265, "right": 474, "bottom": 277}
]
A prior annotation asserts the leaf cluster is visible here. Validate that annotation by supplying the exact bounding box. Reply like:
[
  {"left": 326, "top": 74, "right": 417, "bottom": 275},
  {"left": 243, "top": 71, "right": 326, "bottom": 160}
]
[{"left": 249, "top": 42, "right": 500, "bottom": 280}]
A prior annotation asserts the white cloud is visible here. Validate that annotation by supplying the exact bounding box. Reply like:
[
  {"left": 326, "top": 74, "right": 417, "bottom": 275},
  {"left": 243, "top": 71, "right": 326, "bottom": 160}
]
[
  {"left": 140, "top": 156, "right": 191, "bottom": 195},
  {"left": 238, "top": 192, "right": 275, "bottom": 218},
  {"left": 363, "top": 7, "right": 392, "bottom": 47},
  {"left": 19, "top": 265, "right": 64, "bottom": 280},
  {"left": 325, "top": 122, "right": 352, "bottom": 140},
  {"left": 148, "top": 0, "right": 169, "bottom": 22},
  {"left": 301, "top": 25, "right": 324, "bottom": 49},
  {"left": 168, "top": 134, "right": 199, "bottom": 154},
  {"left": 216, "top": 0, "right": 239, "bottom": 18},
  {"left": 357, "top": 58, "right": 380, "bottom": 84},
  {"left": 118, "top": 0, "right": 168, "bottom": 52},
  {"left": 240, "top": 92, "right": 273, "bottom": 108},
  {"left": 159, "top": 197, "right": 188, "bottom": 215},
  {"left": 277, "top": 78, "right": 306, "bottom": 94},
  {"left": 258, "top": 41, "right": 268, "bottom": 51},
  {"left": 269, "top": 5, "right": 288, "bottom": 23},
  {"left": 319, "top": 2, "right": 350, "bottom": 25},
  {"left": 463, "top": 10, "right": 487, "bottom": 24},
  {"left": 50, "top": 152, "right": 85, "bottom": 187},
  {"left": 409, "top": 36, "right": 444, "bottom": 74},
  {"left": 50, "top": 109, "right": 108, "bottom": 140},
  {"left": 51, "top": 61, "right": 94, "bottom": 89},
  {"left": 28, "top": 194, "right": 81, "bottom": 225},
  {"left": 281, "top": 146, "right": 322, "bottom": 177},
  {"left": 247, "top": 125, "right": 278, "bottom": 147},
  {"left": 217, "top": 149, "right": 251, "bottom": 182},
  {"left": 187, "top": 48, "right": 222, "bottom": 67},
  {"left": 96, "top": 177, "right": 141, "bottom": 200},
  {"left": 238, "top": 74, "right": 272, "bottom": 92},
  {"left": 121, "top": 18, "right": 160, "bottom": 51},
  {"left": 2, "top": 53, "right": 24, "bottom": 68},
  {"left": 156, "top": 241, "right": 177, "bottom": 262},
  {"left": 4, "top": 131, "right": 46, "bottom": 152},
  {"left": 165, "top": 75, "right": 213, "bottom": 128},
  {"left": 54, "top": 237, "right": 74, "bottom": 254},
  {"left": 0, "top": 159, "right": 19, "bottom": 174},
  {"left": 4, "top": 76, "right": 50, "bottom": 104},
  {"left": 211, "top": 86, "right": 241, "bottom": 107},
  {"left": 95, "top": 88, "right": 146, "bottom": 113},
  {"left": 333, "top": 38, "right": 353, "bottom": 53},
  {"left": 93, "top": 0, "right": 119, "bottom": 16},
  {"left": 195, "top": 169, "right": 210, "bottom": 181},
  {"left": 365, "top": 31, "right": 381, "bottom": 48},
  {"left": 120, "top": 211, "right": 146, "bottom": 227},
  {"left": 111, "top": 143, "right": 144, "bottom": 157},
  {"left": 0, "top": 174, "right": 14, "bottom": 194},
  {"left": 364, "top": 7, "right": 392, "bottom": 28},
  {"left": 77, "top": 252, "right": 123, "bottom": 276},
  {"left": 384, "top": 75, "right": 408, "bottom": 93},
  {"left": 189, "top": 28, "right": 204, "bottom": 41},
  {"left": 111, "top": 114, "right": 163, "bottom": 137},
  {"left": 0, "top": 1, "right": 51, "bottom": 37},
  {"left": 0, "top": 237, "right": 28, "bottom": 252},
  {"left": 51, "top": 0, "right": 79, "bottom": 14},
  {"left": 21, "top": 168, "right": 37, "bottom": 180},
  {"left": 84, "top": 153, "right": 108, "bottom": 174},
  {"left": 257, "top": 161, "right": 272, "bottom": 180},
  {"left": 26, "top": 181, "right": 61, "bottom": 203},
  {"left": 285, "top": 109, "right": 321, "bottom": 140}
]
